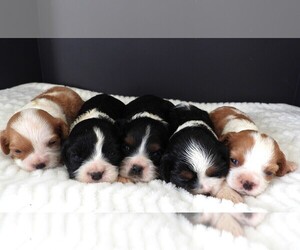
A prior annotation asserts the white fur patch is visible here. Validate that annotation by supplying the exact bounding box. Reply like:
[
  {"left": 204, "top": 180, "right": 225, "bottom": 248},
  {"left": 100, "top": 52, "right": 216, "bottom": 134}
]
[
  {"left": 74, "top": 128, "right": 118, "bottom": 183},
  {"left": 70, "top": 108, "right": 115, "bottom": 131},
  {"left": 119, "top": 126, "right": 157, "bottom": 182},
  {"left": 226, "top": 132, "right": 275, "bottom": 196},
  {"left": 119, "top": 155, "right": 157, "bottom": 182},
  {"left": 131, "top": 112, "right": 168, "bottom": 125},
  {"left": 222, "top": 116, "right": 258, "bottom": 135},
  {"left": 20, "top": 99, "right": 67, "bottom": 123},
  {"left": 138, "top": 126, "right": 151, "bottom": 155},
  {"left": 184, "top": 140, "right": 224, "bottom": 195},
  {"left": 173, "top": 120, "right": 218, "bottom": 139}
]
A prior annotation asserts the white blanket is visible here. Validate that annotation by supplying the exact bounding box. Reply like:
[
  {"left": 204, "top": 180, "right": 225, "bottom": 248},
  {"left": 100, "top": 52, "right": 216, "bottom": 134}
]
[{"left": 0, "top": 83, "right": 299, "bottom": 213}]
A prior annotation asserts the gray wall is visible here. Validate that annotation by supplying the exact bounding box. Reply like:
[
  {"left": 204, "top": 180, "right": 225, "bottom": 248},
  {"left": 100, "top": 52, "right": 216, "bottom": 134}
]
[
  {"left": 38, "top": 39, "right": 300, "bottom": 106},
  {"left": 1, "top": 0, "right": 300, "bottom": 37},
  {"left": 0, "top": 39, "right": 42, "bottom": 89}
]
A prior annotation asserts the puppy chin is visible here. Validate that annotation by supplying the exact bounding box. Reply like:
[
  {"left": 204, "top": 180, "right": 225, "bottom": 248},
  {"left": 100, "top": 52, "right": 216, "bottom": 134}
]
[
  {"left": 191, "top": 177, "right": 225, "bottom": 196},
  {"left": 119, "top": 156, "right": 157, "bottom": 182},
  {"left": 74, "top": 160, "right": 118, "bottom": 183},
  {"left": 227, "top": 170, "right": 268, "bottom": 196}
]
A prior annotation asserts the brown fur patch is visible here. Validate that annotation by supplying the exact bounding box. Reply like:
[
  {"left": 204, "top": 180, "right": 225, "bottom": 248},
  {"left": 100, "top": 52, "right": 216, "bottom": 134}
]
[
  {"left": 210, "top": 106, "right": 254, "bottom": 137},
  {"left": 1, "top": 112, "right": 24, "bottom": 155},
  {"left": 273, "top": 140, "right": 292, "bottom": 177},
  {"left": 124, "top": 136, "right": 135, "bottom": 146},
  {"left": 7, "top": 129, "right": 34, "bottom": 160},
  {"left": 0, "top": 130, "right": 10, "bottom": 155},
  {"left": 179, "top": 170, "right": 194, "bottom": 180},
  {"left": 117, "top": 176, "right": 133, "bottom": 183},
  {"left": 148, "top": 143, "right": 161, "bottom": 152},
  {"left": 33, "top": 86, "right": 84, "bottom": 124},
  {"left": 222, "top": 131, "right": 256, "bottom": 168},
  {"left": 264, "top": 164, "right": 279, "bottom": 181},
  {"left": 205, "top": 166, "right": 219, "bottom": 177}
]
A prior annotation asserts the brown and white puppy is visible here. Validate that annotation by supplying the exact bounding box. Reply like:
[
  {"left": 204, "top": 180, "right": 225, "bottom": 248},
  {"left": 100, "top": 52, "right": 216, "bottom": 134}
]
[
  {"left": 210, "top": 106, "right": 297, "bottom": 196},
  {"left": 0, "top": 86, "right": 83, "bottom": 171}
]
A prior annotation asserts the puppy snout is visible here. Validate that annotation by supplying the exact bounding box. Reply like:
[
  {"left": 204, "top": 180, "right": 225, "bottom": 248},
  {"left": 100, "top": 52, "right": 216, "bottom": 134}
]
[
  {"left": 242, "top": 180, "right": 255, "bottom": 191},
  {"left": 35, "top": 163, "right": 46, "bottom": 169},
  {"left": 90, "top": 172, "right": 103, "bottom": 181},
  {"left": 129, "top": 165, "right": 143, "bottom": 176}
]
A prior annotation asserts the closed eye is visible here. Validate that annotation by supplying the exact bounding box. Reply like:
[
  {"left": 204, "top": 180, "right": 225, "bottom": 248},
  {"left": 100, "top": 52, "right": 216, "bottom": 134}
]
[
  {"left": 265, "top": 171, "right": 274, "bottom": 176},
  {"left": 14, "top": 149, "right": 22, "bottom": 154},
  {"left": 48, "top": 140, "right": 57, "bottom": 147},
  {"left": 179, "top": 170, "right": 196, "bottom": 181}
]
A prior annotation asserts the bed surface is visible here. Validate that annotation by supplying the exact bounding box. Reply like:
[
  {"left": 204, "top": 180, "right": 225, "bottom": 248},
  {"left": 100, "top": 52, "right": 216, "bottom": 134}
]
[
  {"left": 1, "top": 83, "right": 300, "bottom": 249},
  {"left": 0, "top": 83, "right": 300, "bottom": 213}
]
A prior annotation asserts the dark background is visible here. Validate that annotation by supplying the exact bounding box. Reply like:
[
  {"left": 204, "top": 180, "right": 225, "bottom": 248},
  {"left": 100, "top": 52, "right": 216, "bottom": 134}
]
[{"left": 0, "top": 39, "right": 299, "bottom": 106}]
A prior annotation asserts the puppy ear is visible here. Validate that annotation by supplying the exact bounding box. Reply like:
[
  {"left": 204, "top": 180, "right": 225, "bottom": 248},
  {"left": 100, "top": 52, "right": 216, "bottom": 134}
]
[
  {"left": 0, "top": 130, "right": 10, "bottom": 155},
  {"left": 159, "top": 153, "right": 173, "bottom": 182},
  {"left": 61, "top": 139, "right": 70, "bottom": 164},
  {"left": 55, "top": 119, "right": 69, "bottom": 141},
  {"left": 115, "top": 118, "right": 127, "bottom": 137},
  {"left": 219, "top": 132, "right": 236, "bottom": 146},
  {"left": 275, "top": 147, "right": 298, "bottom": 177},
  {"left": 206, "top": 142, "right": 230, "bottom": 177}
]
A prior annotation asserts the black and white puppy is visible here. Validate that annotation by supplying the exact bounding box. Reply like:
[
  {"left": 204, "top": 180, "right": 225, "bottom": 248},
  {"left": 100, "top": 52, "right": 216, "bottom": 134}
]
[
  {"left": 119, "top": 95, "right": 174, "bottom": 182},
  {"left": 160, "top": 104, "right": 230, "bottom": 196},
  {"left": 62, "top": 94, "right": 125, "bottom": 183}
]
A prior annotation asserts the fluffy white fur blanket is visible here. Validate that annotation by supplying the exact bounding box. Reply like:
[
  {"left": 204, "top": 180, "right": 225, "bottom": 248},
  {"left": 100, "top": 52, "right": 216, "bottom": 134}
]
[{"left": 0, "top": 83, "right": 299, "bottom": 249}]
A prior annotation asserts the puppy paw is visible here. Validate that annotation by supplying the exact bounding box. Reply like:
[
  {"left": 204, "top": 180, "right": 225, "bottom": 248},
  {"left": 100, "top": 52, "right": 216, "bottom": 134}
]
[
  {"left": 117, "top": 176, "right": 133, "bottom": 183},
  {"left": 286, "top": 161, "right": 298, "bottom": 173},
  {"left": 216, "top": 185, "right": 244, "bottom": 204},
  {"left": 215, "top": 214, "right": 245, "bottom": 237}
]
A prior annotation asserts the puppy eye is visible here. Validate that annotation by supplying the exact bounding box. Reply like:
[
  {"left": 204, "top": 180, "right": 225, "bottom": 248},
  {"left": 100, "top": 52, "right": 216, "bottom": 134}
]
[
  {"left": 74, "top": 155, "right": 83, "bottom": 162},
  {"left": 179, "top": 170, "right": 195, "bottom": 181},
  {"left": 122, "top": 144, "right": 130, "bottom": 152},
  {"left": 47, "top": 139, "right": 57, "bottom": 147},
  {"left": 108, "top": 151, "right": 116, "bottom": 157},
  {"left": 265, "top": 171, "right": 274, "bottom": 176},
  {"left": 14, "top": 149, "right": 22, "bottom": 154},
  {"left": 230, "top": 158, "right": 239, "bottom": 166},
  {"left": 71, "top": 152, "right": 83, "bottom": 163},
  {"left": 151, "top": 150, "right": 162, "bottom": 158}
]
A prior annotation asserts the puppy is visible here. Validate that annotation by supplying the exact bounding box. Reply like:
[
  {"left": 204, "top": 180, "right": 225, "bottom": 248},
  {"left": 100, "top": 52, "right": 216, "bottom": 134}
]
[
  {"left": 160, "top": 104, "right": 242, "bottom": 202},
  {"left": 62, "top": 94, "right": 125, "bottom": 183},
  {"left": 0, "top": 86, "right": 83, "bottom": 171},
  {"left": 210, "top": 106, "right": 297, "bottom": 196},
  {"left": 119, "top": 95, "right": 174, "bottom": 182},
  {"left": 182, "top": 212, "right": 265, "bottom": 237}
]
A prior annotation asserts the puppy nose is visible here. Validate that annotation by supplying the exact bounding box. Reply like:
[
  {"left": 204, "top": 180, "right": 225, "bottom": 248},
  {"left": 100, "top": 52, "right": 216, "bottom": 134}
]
[
  {"left": 243, "top": 181, "right": 254, "bottom": 191},
  {"left": 35, "top": 163, "right": 46, "bottom": 169},
  {"left": 130, "top": 165, "right": 143, "bottom": 176},
  {"left": 90, "top": 172, "right": 103, "bottom": 181}
]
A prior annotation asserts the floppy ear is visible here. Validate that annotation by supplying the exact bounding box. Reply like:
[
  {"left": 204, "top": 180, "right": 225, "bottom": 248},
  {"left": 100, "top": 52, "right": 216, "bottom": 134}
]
[
  {"left": 275, "top": 149, "right": 298, "bottom": 177},
  {"left": 0, "top": 130, "right": 10, "bottom": 155},
  {"left": 205, "top": 142, "right": 230, "bottom": 178},
  {"left": 61, "top": 139, "right": 70, "bottom": 164},
  {"left": 159, "top": 153, "right": 173, "bottom": 182},
  {"left": 55, "top": 120, "right": 69, "bottom": 141},
  {"left": 219, "top": 132, "right": 236, "bottom": 146},
  {"left": 115, "top": 118, "right": 127, "bottom": 138}
]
